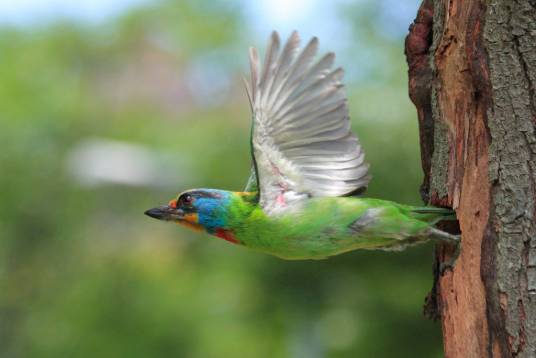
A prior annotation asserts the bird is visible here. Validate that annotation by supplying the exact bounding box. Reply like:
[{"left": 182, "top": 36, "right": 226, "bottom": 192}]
[{"left": 144, "top": 31, "right": 459, "bottom": 260}]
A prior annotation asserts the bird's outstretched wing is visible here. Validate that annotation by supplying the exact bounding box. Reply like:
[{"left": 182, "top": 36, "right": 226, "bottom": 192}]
[{"left": 244, "top": 31, "right": 370, "bottom": 213}]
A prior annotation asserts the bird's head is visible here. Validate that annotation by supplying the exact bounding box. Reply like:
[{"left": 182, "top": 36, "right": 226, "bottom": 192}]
[{"left": 144, "top": 189, "right": 233, "bottom": 233}]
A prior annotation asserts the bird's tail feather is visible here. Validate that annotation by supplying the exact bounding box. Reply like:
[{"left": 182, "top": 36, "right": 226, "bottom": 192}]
[{"left": 409, "top": 206, "right": 456, "bottom": 224}]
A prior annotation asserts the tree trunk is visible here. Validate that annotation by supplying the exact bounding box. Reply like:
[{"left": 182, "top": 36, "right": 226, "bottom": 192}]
[{"left": 405, "top": 0, "right": 536, "bottom": 357}]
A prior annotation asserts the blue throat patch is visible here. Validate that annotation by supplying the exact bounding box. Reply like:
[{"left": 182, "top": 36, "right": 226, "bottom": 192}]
[{"left": 194, "top": 190, "right": 232, "bottom": 233}]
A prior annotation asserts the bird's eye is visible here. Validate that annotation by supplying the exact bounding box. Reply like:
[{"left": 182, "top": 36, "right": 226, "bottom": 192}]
[{"left": 179, "top": 194, "right": 193, "bottom": 206}]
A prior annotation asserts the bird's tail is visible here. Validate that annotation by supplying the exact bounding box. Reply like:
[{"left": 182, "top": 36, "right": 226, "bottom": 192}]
[{"left": 408, "top": 206, "right": 457, "bottom": 225}]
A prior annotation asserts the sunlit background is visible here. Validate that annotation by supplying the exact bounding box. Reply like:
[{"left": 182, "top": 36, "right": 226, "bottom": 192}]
[{"left": 0, "top": 0, "right": 444, "bottom": 357}]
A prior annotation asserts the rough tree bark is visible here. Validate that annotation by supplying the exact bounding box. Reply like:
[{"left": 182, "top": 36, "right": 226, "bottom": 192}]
[{"left": 405, "top": 0, "right": 536, "bottom": 357}]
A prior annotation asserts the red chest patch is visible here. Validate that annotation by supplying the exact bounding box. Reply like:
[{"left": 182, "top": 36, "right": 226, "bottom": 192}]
[{"left": 214, "top": 228, "right": 240, "bottom": 245}]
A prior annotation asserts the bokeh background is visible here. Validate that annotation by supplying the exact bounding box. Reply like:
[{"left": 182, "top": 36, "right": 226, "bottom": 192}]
[{"left": 0, "top": 0, "right": 444, "bottom": 357}]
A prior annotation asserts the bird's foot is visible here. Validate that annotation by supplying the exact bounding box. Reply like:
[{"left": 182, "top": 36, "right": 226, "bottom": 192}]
[{"left": 429, "top": 227, "right": 460, "bottom": 244}]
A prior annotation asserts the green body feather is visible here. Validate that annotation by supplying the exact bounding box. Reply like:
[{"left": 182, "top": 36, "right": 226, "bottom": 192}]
[{"left": 222, "top": 192, "right": 454, "bottom": 260}]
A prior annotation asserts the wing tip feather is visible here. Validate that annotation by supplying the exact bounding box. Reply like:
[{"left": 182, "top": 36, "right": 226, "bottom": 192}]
[{"left": 248, "top": 46, "right": 259, "bottom": 101}]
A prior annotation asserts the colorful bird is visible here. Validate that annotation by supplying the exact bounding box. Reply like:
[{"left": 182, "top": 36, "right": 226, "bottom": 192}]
[{"left": 145, "top": 31, "right": 458, "bottom": 260}]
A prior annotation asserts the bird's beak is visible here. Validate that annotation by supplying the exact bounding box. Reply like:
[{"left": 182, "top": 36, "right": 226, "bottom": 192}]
[{"left": 144, "top": 205, "right": 184, "bottom": 221}]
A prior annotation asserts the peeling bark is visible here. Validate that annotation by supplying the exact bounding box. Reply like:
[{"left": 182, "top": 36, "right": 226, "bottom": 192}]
[{"left": 405, "top": 1, "right": 536, "bottom": 357}]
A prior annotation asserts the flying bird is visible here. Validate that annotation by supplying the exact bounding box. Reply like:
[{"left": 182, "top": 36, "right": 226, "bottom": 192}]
[{"left": 145, "top": 31, "right": 458, "bottom": 260}]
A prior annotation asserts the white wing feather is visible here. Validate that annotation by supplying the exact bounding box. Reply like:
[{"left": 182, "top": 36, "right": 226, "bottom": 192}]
[{"left": 247, "top": 31, "right": 370, "bottom": 213}]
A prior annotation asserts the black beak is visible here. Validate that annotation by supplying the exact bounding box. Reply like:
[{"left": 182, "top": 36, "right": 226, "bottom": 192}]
[{"left": 144, "top": 205, "right": 184, "bottom": 221}]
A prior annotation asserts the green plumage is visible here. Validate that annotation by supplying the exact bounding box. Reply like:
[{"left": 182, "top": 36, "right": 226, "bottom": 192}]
[{"left": 220, "top": 192, "right": 455, "bottom": 260}]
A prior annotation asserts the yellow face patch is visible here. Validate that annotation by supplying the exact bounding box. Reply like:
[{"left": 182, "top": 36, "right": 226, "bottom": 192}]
[
  {"left": 175, "top": 212, "right": 203, "bottom": 232},
  {"left": 183, "top": 213, "right": 198, "bottom": 224}
]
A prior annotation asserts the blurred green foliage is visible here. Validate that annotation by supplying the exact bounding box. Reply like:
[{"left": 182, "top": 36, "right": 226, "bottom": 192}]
[{"left": 0, "top": 1, "right": 443, "bottom": 357}]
